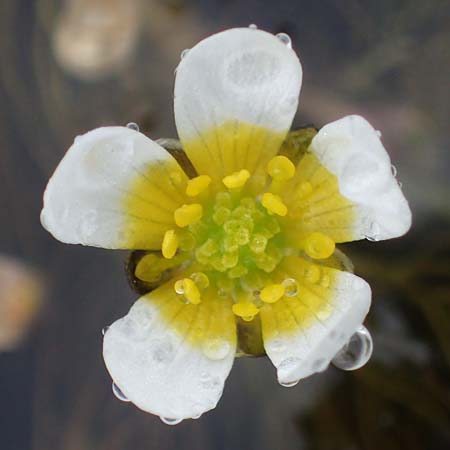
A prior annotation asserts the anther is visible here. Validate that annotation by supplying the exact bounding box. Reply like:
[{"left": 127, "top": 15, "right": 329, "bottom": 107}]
[
  {"left": 261, "top": 193, "right": 288, "bottom": 216},
  {"left": 174, "top": 278, "right": 201, "bottom": 304},
  {"left": 135, "top": 253, "right": 167, "bottom": 282},
  {"left": 186, "top": 175, "right": 211, "bottom": 197},
  {"left": 267, "top": 156, "right": 295, "bottom": 181},
  {"left": 304, "top": 232, "right": 335, "bottom": 259},
  {"left": 222, "top": 169, "right": 250, "bottom": 189},
  {"left": 162, "top": 229, "right": 178, "bottom": 259},
  {"left": 260, "top": 283, "right": 285, "bottom": 304},
  {"left": 174, "top": 203, "right": 203, "bottom": 228},
  {"left": 232, "top": 302, "right": 259, "bottom": 321}
]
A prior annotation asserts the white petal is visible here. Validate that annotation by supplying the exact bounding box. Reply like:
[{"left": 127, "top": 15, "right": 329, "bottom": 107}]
[
  {"left": 174, "top": 28, "right": 302, "bottom": 180},
  {"left": 261, "top": 268, "right": 371, "bottom": 385},
  {"left": 310, "top": 115, "right": 412, "bottom": 240},
  {"left": 103, "top": 287, "right": 236, "bottom": 420},
  {"left": 41, "top": 127, "right": 188, "bottom": 249}
]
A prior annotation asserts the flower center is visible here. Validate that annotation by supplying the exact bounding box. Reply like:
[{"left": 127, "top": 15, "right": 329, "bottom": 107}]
[{"left": 135, "top": 155, "right": 337, "bottom": 322}]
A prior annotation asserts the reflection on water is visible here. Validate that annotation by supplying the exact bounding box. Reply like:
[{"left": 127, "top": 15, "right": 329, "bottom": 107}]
[{"left": 0, "top": 0, "right": 448, "bottom": 449}]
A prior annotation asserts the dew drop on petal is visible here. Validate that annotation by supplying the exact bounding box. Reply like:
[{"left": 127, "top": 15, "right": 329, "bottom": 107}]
[
  {"left": 277, "top": 356, "right": 301, "bottom": 386},
  {"left": 276, "top": 32, "right": 292, "bottom": 48},
  {"left": 160, "top": 417, "right": 183, "bottom": 425},
  {"left": 391, "top": 164, "right": 397, "bottom": 177},
  {"left": 332, "top": 325, "right": 373, "bottom": 371},
  {"left": 202, "top": 338, "right": 231, "bottom": 360},
  {"left": 101, "top": 326, "right": 109, "bottom": 336},
  {"left": 112, "top": 382, "right": 130, "bottom": 402},
  {"left": 282, "top": 278, "right": 299, "bottom": 297},
  {"left": 180, "top": 48, "right": 190, "bottom": 59},
  {"left": 279, "top": 379, "right": 300, "bottom": 388},
  {"left": 199, "top": 373, "right": 222, "bottom": 391},
  {"left": 270, "top": 338, "right": 286, "bottom": 352},
  {"left": 126, "top": 122, "right": 139, "bottom": 131},
  {"left": 248, "top": 24, "right": 258, "bottom": 29},
  {"left": 79, "top": 210, "right": 99, "bottom": 239},
  {"left": 174, "top": 282, "right": 185, "bottom": 295},
  {"left": 365, "top": 222, "right": 381, "bottom": 241}
]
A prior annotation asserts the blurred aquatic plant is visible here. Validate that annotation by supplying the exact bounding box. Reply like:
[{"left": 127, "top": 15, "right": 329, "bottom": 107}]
[
  {"left": 53, "top": 0, "right": 142, "bottom": 80},
  {"left": 0, "top": 255, "right": 44, "bottom": 351}
]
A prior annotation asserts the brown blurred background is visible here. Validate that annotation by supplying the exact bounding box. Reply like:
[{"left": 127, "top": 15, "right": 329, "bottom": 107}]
[{"left": 0, "top": 1, "right": 449, "bottom": 449}]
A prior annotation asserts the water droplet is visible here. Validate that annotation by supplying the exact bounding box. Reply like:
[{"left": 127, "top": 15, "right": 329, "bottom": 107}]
[
  {"left": 276, "top": 33, "right": 292, "bottom": 48},
  {"left": 101, "top": 326, "right": 109, "bottom": 336},
  {"left": 200, "top": 374, "right": 222, "bottom": 390},
  {"left": 365, "top": 222, "right": 381, "bottom": 242},
  {"left": 160, "top": 417, "right": 183, "bottom": 425},
  {"left": 152, "top": 341, "right": 174, "bottom": 363},
  {"left": 126, "top": 122, "right": 139, "bottom": 131},
  {"left": 180, "top": 48, "right": 190, "bottom": 59},
  {"left": 119, "top": 316, "right": 147, "bottom": 342},
  {"left": 190, "top": 272, "right": 209, "bottom": 289},
  {"left": 269, "top": 338, "right": 285, "bottom": 352},
  {"left": 279, "top": 379, "right": 300, "bottom": 387},
  {"left": 278, "top": 356, "right": 301, "bottom": 376},
  {"left": 174, "top": 281, "right": 185, "bottom": 295},
  {"left": 202, "top": 338, "right": 231, "bottom": 360},
  {"left": 112, "top": 382, "right": 130, "bottom": 402},
  {"left": 248, "top": 24, "right": 258, "bottom": 29},
  {"left": 282, "top": 278, "right": 299, "bottom": 297},
  {"left": 332, "top": 325, "right": 373, "bottom": 371},
  {"left": 391, "top": 164, "right": 397, "bottom": 177},
  {"left": 79, "top": 210, "right": 99, "bottom": 239}
]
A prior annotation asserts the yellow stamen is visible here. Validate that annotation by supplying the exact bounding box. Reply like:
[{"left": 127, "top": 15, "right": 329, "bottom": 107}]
[
  {"left": 186, "top": 175, "right": 211, "bottom": 197},
  {"left": 261, "top": 193, "right": 288, "bottom": 216},
  {"left": 260, "top": 283, "right": 285, "bottom": 304},
  {"left": 267, "top": 155, "right": 295, "bottom": 181},
  {"left": 174, "top": 203, "right": 203, "bottom": 228},
  {"left": 135, "top": 253, "right": 167, "bottom": 282},
  {"left": 304, "top": 232, "right": 335, "bottom": 259},
  {"left": 232, "top": 301, "right": 259, "bottom": 321},
  {"left": 162, "top": 229, "right": 178, "bottom": 259},
  {"left": 222, "top": 169, "right": 250, "bottom": 189},
  {"left": 174, "top": 278, "right": 201, "bottom": 304}
]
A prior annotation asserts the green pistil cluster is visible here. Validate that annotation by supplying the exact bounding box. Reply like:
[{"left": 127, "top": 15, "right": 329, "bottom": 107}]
[{"left": 189, "top": 191, "right": 284, "bottom": 287}]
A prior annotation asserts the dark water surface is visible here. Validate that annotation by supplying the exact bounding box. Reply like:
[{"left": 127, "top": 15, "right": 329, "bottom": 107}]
[{"left": 0, "top": 1, "right": 449, "bottom": 449}]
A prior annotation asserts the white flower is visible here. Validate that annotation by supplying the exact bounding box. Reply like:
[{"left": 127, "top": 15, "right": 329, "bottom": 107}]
[{"left": 41, "top": 27, "right": 411, "bottom": 423}]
